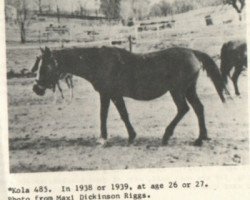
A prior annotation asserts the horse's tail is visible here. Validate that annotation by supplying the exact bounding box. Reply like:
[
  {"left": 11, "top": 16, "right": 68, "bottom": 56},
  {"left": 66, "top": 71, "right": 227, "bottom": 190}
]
[
  {"left": 220, "top": 43, "right": 230, "bottom": 84},
  {"left": 194, "top": 50, "right": 229, "bottom": 103}
]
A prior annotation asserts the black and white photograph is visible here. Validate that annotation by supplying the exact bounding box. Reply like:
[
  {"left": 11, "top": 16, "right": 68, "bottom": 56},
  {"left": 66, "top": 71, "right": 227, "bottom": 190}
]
[{"left": 5, "top": 0, "right": 248, "bottom": 174}]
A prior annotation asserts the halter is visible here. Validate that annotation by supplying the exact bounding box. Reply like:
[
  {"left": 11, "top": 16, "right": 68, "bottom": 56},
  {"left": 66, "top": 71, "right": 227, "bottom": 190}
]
[
  {"left": 35, "top": 53, "right": 61, "bottom": 89},
  {"left": 50, "top": 55, "right": 61, "bottom": 81},
  {"left": 35, "top": 81, "right": 47, "bottom": 91}
]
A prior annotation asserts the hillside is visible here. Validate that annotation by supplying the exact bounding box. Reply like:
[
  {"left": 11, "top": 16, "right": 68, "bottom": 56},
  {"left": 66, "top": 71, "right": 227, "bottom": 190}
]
[{"left": 5, "top": 4, "right": 245, "bottom": 45}]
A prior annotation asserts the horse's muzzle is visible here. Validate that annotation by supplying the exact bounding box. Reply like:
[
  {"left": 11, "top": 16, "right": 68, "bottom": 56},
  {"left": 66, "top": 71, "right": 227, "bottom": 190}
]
[{"left": 33, "top": 84, "right": 46, "bottom": 96}]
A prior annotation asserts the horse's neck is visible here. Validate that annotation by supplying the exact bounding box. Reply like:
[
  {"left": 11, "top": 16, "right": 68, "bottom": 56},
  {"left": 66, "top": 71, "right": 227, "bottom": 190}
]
[{"left": 55, "top": 48, "right": 99, "bottom": 82}]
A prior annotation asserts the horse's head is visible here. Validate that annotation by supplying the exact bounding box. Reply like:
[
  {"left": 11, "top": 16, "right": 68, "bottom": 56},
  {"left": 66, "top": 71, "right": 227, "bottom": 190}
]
[{"left": 32, "top": 47, "right": 60, "bottom": 96}]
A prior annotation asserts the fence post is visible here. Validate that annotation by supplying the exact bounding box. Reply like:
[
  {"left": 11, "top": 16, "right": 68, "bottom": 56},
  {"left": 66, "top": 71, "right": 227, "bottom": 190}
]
[
  {"left": 134, "top": 25, "right": 139, "bottom": 43},
  {"left": 38, "top": 30, "right": 41, "bottom": 44},
  {"left": 61, "top": 38, "right": 64, "bottom": 48},
  {"left": 128, "top": 35, "right": 133, "bottom": 52},
  {"left": 157, "top": 24, "right": 160, "bottom": 39},
  {"left": 59, "top": 31, "right": 64, "bottom": 48}
]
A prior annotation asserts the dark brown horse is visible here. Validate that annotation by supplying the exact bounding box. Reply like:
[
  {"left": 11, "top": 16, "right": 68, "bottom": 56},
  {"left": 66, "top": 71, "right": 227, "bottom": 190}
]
[
  {"left": 220, "top": 40, "right": 247, "bottom": 95},
  {"left": 32, "top": 55, "right": 74, "bottom": 101},
  {"left": 33, "top": 46, "right": 228, "bottom": 146}
]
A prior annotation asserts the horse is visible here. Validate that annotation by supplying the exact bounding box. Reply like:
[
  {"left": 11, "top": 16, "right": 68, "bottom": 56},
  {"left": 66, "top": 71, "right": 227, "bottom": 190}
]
[
  {"left": 31, "top": 55, "right": 74, "bottom": 101},
  {"left": 220, "top": 40, "right": 247, "bottom": 95},
  {"left": 32, "top": 46, "right": 228, "bottom": 146}
]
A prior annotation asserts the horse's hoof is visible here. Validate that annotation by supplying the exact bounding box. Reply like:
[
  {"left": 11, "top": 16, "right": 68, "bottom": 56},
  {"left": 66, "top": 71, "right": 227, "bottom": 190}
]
[
  {"left": 97, "top": 138, "right": 107, "bottom": 146},
  {"left": 128, "top": 134, "right": 136, "bottom": 144},
  {"left": 128, "top": 138, "right": 135, "bottom": 145},
  {"left": 194, "top": 139, "right": 203, "bottom": 146},
  {"left": 236, "top": 94, "right": 242, "bottom": 98},
  {"left": 127, "top": 141, "right": 134, "bottom": 146},
  {"left": 162, "top": 140, "right": 168, "bottom": 146},
  {"left": 203, "top": 137, "right": 211, "bottom": 141}
]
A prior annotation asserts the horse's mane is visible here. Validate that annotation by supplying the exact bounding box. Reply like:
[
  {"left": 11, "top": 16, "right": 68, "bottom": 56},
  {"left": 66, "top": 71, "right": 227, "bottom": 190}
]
[
  {"left": 52, "top": 46, "right": 130, "bottom": 54},
  {"left": 51, "top": 46, "right": 169, "bottom": 60}
]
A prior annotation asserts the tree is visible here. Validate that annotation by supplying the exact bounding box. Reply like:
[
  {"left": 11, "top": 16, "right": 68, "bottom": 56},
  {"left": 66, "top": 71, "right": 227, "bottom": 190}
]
[
  {"left": 15, "top": 0, "right": 34, "bottom": 43},
  {"left": 120, "top": 0, "right": 132, "bottom": 20},
  {"left": 6, "top": 0, "right": 37, "bottom": 43},
  {"left": 120, "top": 0, "right": 150, "bottom": 20},
  {"left": 149, "top": 3, "right": 162, "bottom": 17},
  {"left": 56, "top": 4, "right": 60, "bottom": 23},
  {"left": 38, "top": 0, "right": 42, "bottom": 13},
  {"left": 193, "top": 0, "right": 223, "bottom": 7},
  {"left": 100, "top": 0, "right": 121, "bottom": 20},
  {"left": 131, "top": 0, "right": 150, "bottom": 20},
  {"left": 172, "top": 0, "right": 195, "bottom": 14},
  {"left": 159, "top": 1, "right": 172, "bottom": 16},
  {"left": 225, "top": 0, "right": 245, "bottom": 13},
  {"left": 224, "top": 0, "right": 245, "bottom": 20},
  {"left": 77, "top": 0, "right": 87, "bottom": 16},
  {"left": 149, "top": 1, "right": 172, "bottom": 17}
]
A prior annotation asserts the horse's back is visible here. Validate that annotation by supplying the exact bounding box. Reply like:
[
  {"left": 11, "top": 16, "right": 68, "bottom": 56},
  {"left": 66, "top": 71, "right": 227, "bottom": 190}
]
[{"left": 96, "top": 47, "right": 202, "bottom": 100}]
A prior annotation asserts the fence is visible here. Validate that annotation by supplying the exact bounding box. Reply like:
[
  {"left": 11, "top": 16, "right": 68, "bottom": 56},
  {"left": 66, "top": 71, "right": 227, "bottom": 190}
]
[{"left": 6, "top": 9, "right": 245, "bottom": 53}]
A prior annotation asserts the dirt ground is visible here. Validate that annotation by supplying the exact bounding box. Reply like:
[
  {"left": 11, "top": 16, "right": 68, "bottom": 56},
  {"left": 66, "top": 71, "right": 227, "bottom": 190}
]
[{"left": 7, "top": 23, "right": 248, "bottom": 173}]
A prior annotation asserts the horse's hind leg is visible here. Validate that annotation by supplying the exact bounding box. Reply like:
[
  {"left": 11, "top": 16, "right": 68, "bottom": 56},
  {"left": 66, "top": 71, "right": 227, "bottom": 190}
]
[
  {"left": 162, "top": 90, "right": 189, "bottom": 145},
  {"left": 186, "top": 84, "right": 209, "bottom": 146},
  {"left": 232, "top": 66, "right": 242, "bottom": 95},
  {"left": 112, "top": 96, "right": 136, "bottom": 144},
  {"left": 69, "top": 77, "right": 73, "bottom": 100},
  {"left": 100, "top": 94, "right": 110, "bottom": 141},
  {"left": 66, "top": 76, "right": 73, "bottom": 100},
  {"left": 57, "top": 82, "right": 64, "bottom": 99},
  {"left": 52, "top": 85, "right": 57, "bottom": 104}
]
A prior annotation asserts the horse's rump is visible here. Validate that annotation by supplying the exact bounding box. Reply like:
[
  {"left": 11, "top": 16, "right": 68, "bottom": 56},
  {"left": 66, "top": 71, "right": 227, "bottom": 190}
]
[{"left": 220, "top": 40, "right": 247, "bottom": 82}]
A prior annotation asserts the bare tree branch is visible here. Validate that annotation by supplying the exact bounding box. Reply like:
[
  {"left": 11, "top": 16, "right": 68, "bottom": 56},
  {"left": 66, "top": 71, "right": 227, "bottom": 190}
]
[
  {"left": 14, "top": 0, "right": 34, "bottom": 43},
  {"left": 100, "top": 0, "right": 121, "bottom": 20},
  {"left": 225, "top": 0, "right": 245, "bottom": 13}
]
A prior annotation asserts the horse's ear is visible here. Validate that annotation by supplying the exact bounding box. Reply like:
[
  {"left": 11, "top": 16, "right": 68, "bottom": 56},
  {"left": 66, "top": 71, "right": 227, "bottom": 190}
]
[
  {"left": 40, "top": 47, "right": 45, "bottom": 54},
  {"left": 44, "top": 46, "right": 51, "bottom": 57},
  {"left": 31, "top": 56, "right": 41, "bottom": 73}
]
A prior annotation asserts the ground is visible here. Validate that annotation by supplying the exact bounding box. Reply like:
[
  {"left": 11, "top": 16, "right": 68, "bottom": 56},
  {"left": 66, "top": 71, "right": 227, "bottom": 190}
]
[{"left": 6, "top": 15, "right": 248, "bottom": 173}]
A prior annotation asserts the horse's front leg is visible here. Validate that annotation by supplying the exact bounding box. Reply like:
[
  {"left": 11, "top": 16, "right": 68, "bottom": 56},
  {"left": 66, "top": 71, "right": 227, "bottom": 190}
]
[
  {"left": 52, "top": 85, "right": 57, "bottom": 104},
  {"left": 66, "top": 76, "right": 74, "bottom": 101},
  {"left": 111, "top": 96, "right": 136, "bottom": 144},
  {"left": 57, "top": 81, "right": 64, "bottom": 99},
  {"left": 99, "top": 94, "right": 110, "bottom": 144},
  {"left": 232, "top": 66, "right": 242, "bottom": 96}
]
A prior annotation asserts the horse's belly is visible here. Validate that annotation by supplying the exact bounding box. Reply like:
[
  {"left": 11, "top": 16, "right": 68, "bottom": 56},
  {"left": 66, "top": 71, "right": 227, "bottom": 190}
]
[
  {"left": 113, "top": 65, "right": 173, "bottom": 100},
  {"left": 128, "top": 90, "right": 168, "bottom": 101},
  {"left": 123, "top": 79, "right": 170, "bottom": 101}
]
